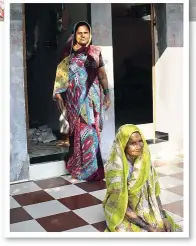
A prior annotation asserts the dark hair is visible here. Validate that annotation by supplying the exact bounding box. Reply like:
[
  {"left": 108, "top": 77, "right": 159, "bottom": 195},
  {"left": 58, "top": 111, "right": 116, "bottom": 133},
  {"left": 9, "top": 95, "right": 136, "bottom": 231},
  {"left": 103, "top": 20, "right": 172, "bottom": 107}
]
[{"left": 74, "top": 21, "right": 91, "bottom": 33}]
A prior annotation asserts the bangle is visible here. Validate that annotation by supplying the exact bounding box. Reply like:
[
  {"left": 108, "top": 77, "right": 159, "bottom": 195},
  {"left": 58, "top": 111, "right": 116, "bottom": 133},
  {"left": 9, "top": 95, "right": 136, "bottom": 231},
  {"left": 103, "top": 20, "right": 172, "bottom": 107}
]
[
  {"left": 103, "top": 88, "right": 109, "bottom": 95},
  {"left": 160, "top": 210, "right": 167, "bottom": 219},
  {"left": 125, "top": 214, "right": 149, "bottom": 230},
  {"left": 134, "top": 220, "right": 149, "bottom": 230}
]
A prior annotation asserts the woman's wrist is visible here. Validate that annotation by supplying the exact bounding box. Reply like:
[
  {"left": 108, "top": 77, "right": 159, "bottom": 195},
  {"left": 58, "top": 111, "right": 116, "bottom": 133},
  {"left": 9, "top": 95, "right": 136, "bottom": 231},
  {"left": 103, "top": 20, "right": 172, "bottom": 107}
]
[
  {"left": 160, "top": 210, "right": 167, "bottom": 219},
  {"left": 103, "top": 88, "right": 109, "bottom": 95},
  {"left": 126, "top": 212, "right": 150, "bottom": 231},
  {"left": 55, "top": 93, "right": 62, "bottom": 100}
]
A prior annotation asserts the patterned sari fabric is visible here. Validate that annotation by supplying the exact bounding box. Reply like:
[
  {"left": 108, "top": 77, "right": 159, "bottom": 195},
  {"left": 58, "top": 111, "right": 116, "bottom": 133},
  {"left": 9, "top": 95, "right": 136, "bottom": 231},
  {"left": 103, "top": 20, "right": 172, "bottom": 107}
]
[
  {"left": 103, "top": 124, "right": 182, "bottom": 232},
  {"left": 53, "top": 22, "right": 104, "bottom": 181}
]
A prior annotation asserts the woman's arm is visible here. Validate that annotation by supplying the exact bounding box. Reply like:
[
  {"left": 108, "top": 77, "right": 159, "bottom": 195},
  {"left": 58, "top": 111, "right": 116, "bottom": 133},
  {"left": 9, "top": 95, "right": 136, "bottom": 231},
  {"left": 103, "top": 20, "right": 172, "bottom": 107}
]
[
  {"left": 156, "top": 195, "right": 171, "bottom": 232},
  {"left": 125, "top": 207, "right": 161, "bottom": 232},
  {"left": 97, "top": 52, "right": 109, "bottom": 94},
  {"left": 156, "top": 195, "right": 167, "bottom": 219},
  {"left": 55, "top": 93, "right": 65, "bottom": 113},
  {"left": 97, "top": 67, "right": 111, "bottom": 110},
  {"left": 126, "top": 207, "right": 150, "bottom": 231},
  {"left": 98, "top": 67, "right": 109, "bottom": 94}
]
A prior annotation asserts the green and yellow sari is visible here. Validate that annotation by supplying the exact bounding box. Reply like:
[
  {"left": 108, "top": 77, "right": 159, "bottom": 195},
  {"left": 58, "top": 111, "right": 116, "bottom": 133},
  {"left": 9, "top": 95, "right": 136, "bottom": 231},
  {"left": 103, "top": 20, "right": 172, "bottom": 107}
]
[{"left": 103, "top": 124, "right": 182, "bottom": 232}]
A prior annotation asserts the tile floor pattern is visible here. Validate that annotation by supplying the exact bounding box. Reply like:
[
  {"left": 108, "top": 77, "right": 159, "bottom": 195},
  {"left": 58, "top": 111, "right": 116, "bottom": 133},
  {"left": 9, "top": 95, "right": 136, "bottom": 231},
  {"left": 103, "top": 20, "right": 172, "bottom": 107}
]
[{"left": 10, "top": 158, "right": 184, "bottom": 232}]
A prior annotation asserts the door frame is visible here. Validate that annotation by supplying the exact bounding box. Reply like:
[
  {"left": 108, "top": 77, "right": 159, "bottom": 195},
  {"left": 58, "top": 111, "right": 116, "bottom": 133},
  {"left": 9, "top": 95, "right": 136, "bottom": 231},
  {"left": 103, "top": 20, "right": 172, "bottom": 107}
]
[
  {"left": 22, "top": 3, "right": 157, "bottom": 152},
  {"left": 111, "top": 3, "right": 156, "bottom": 139},
  {"left": 151, "top": 3, "right": 156, "bottom": 142},
  {"left": 22, "top": 3, "right": 92, "bottom": 155},
  {"left": 22, "top": 3, "right": 30, "bottom": 151}
]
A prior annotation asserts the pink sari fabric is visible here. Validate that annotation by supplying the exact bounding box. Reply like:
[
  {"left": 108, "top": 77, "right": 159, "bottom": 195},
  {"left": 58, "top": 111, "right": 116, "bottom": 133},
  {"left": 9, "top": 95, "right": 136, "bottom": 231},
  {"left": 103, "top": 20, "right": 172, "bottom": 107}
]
[{"left": 59, "top": 23, "right": 104, "bottom": 181}]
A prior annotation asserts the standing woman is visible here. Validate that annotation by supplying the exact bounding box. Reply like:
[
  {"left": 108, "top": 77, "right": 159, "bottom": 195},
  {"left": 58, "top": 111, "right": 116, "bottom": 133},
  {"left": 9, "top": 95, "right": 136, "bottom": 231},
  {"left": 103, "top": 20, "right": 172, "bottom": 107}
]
[{"left": 53, "top": 21, "right": 111, "bottom": 182}]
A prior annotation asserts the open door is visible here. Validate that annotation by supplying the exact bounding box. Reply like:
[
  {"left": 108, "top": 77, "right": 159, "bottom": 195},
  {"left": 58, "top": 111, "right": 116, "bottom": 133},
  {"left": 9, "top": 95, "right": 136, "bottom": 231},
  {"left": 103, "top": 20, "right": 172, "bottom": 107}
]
[
  {"left": 112, "top": 4, "right": 154, "bottom": 134},
  {"left": 23, "top": 3, "right": 91, "bottom": 165},
  {"left": 151, "top": 3, "right": 156, "bottom": 142},
  {"left": 22, "top": 3, "right": 30, "bottom": 150}
]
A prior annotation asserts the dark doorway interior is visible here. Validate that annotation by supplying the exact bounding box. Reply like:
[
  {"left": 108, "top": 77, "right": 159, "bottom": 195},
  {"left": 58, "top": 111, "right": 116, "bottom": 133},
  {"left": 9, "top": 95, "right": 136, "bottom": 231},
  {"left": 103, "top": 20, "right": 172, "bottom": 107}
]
[
  {"left": 111, "top": 4, "right": 153, "bottom": 130},
  {"left": 24, "top": 3, "right": 90, "bottom": 163}
]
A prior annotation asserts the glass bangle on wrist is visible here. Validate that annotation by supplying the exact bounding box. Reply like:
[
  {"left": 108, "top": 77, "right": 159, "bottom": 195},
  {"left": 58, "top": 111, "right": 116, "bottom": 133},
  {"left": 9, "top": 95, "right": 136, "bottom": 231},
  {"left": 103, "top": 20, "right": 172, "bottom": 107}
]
[
  {"left": 103, "top": 88, "right": 109, "bottom": 95},
  {"left": 134, "top": 220, "right": 149, "bottom": 229},
  {"left": 160, "top": 210, "right": 167, "bottom": 219}
]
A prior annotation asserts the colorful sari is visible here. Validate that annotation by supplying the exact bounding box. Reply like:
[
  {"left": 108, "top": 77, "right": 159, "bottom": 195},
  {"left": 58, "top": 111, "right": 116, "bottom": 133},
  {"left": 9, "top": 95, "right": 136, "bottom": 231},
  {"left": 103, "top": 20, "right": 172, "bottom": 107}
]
[
  {"left": 53, "top": 21, "right": 104, "bottom": 181},
  {"left": 103, "top": 124, "right": 182, "bottom": 232}
]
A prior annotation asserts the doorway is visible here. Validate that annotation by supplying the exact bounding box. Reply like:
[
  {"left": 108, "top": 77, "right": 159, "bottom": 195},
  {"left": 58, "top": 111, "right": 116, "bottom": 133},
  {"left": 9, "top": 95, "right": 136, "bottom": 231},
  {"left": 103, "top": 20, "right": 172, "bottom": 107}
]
[
  {"left": 111, "top": 3, "right": 153, "bottom": 131},
  {"left": 24, "top": 3, "right": 91, "bottom": 164}
]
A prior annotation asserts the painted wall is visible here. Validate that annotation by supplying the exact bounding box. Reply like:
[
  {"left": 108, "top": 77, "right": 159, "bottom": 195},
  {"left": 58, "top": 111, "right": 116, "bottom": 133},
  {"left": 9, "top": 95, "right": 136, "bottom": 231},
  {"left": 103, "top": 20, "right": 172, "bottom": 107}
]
[
  {"left": 155, "top": 3, "right": 183, "bottom": 59},
  {"left": 190, "top": 0, "right": 196, "bottom": 21},
  {"left": 10, "top": 3, "right": 30, "bottom": 182},
  {"left": 155, "top": 3, "right": 184, "bottom": 154},
  {"left": 91, "top": 3, "right": 115, "bottom": 161},
  {"left": 155, "top": 48, "right": 183, "bottom": 152},
  {"left": 154, "top": 4, "right": 167, "bottom": 63},
  {"left": 166, "top": 3, "right": 183, "bottom": 47}
]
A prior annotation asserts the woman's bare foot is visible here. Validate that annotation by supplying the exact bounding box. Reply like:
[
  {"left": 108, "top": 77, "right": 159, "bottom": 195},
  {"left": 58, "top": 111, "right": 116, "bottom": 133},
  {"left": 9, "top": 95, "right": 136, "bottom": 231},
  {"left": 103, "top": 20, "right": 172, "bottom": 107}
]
[
  {"left": 69, "top": 177, "right": 79, "bottom": 184},
  {"left": 57, "top": 140, "right": 70, "bottom": 147}
]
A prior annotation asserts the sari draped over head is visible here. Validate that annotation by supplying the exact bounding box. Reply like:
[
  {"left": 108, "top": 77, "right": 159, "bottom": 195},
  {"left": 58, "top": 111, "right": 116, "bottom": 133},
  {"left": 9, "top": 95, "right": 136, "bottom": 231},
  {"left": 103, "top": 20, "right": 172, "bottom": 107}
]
[
  {"left": 53, "top": 21, "right": 105, "bottom": 181},
  {"left": 103, "top": 124, "right": 182, "bottom": 232}
]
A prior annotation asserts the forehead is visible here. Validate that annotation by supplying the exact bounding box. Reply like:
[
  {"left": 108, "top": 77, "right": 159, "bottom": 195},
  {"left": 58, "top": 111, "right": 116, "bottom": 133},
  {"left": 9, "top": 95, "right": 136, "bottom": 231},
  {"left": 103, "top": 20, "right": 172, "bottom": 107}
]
[
  {"left": 76, "top": 25, "right": 89, "bottom": 33},
  {"left": 129, "top": 132, "right": 142, "bottom": 141}
]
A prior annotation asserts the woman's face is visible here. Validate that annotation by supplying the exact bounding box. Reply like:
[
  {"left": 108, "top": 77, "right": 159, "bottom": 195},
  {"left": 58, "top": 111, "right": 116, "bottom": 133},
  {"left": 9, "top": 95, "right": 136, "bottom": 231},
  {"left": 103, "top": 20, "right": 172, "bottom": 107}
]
[
  {"left": 125, "top": 132, "right": 144, "bottom": 158},
  {"left": 75, "top": 25, "right": 90, "bottom": 46}
]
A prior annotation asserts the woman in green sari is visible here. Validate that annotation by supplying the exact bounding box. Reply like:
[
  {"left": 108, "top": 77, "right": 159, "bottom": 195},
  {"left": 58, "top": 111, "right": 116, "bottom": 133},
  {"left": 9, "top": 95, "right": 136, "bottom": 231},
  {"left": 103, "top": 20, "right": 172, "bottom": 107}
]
[{"left": 103, "top": 124, "right": 182, "bottom": 232}]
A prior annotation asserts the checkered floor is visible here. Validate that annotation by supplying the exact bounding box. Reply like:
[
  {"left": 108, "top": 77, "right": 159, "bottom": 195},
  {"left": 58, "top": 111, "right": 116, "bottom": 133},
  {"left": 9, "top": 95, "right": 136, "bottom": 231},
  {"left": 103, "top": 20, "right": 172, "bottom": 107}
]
[{"left": 10, "top": 156, "right": 184, "bottom": 232}]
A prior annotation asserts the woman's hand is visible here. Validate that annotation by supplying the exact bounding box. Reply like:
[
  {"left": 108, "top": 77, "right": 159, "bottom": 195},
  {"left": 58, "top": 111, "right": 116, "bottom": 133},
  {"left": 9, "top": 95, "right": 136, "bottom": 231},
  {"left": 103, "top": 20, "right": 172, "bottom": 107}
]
[
  {"left": 162, "top": 218, "right": 172, "bottom": 232},
  {"left": 55, "top": 93, "right": 65, "bottom": 113},
  {"left": 103, "top": 94, "right": 111, "bottom": 111}
]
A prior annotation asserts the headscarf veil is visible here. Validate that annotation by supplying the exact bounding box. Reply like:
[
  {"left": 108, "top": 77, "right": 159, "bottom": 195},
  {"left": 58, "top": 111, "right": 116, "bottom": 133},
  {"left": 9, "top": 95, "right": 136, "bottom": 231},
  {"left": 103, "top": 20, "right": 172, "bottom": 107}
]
[
  {"left": 103, "top": 124, "right": 161, "bottom": 231},
  {"left": 53, "top": 21, "right": 92, "bottom": 98}
]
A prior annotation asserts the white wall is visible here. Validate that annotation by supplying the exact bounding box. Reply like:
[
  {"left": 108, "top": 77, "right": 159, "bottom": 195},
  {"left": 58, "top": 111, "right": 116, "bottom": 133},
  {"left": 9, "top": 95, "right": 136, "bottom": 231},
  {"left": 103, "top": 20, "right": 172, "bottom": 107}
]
[
  {"left": 190, "top": 0, "right": 196, "bottom": 21},
  {"left": 155, "top": 47, "right": 183, "bottom": 153},
  {"left": 91, "top": 3, "right": 115, "bottom": 161}
]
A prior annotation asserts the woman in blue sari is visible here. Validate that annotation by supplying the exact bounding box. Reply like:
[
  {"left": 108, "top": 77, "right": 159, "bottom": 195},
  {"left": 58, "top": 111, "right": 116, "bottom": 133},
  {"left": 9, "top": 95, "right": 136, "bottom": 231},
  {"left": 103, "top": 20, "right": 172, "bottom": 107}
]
[{"left": 53, "top": 21, "right": 111, "bottom": 182}]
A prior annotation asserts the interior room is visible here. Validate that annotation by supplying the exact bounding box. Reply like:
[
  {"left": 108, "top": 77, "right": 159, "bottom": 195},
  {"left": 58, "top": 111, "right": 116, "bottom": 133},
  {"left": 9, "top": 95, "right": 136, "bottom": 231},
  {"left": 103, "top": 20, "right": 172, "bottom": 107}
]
[{"left": 111, "top": 3, "right": 153, "bottom": 130}]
